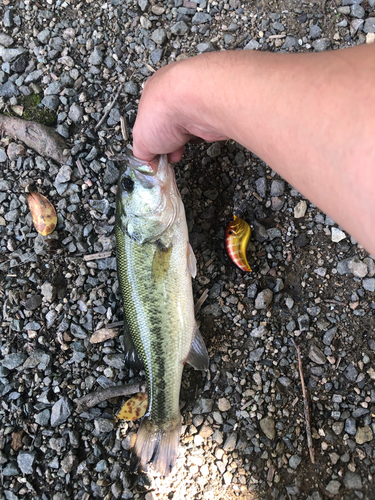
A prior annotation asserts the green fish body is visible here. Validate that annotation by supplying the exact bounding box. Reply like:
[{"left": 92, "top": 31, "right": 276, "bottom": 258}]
[{"left": 115, "top": 152, "right": 208, "bottom": 476}]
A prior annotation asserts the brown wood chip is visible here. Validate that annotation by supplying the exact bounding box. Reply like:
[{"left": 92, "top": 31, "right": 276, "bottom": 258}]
[{"left": 11, "top": 430, "right": 24, "bottom": 451}]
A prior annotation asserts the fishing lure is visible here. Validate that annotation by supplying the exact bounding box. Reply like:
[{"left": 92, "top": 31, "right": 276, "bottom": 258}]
[{"left": 225, "top": 215, "right": 252, "bottom": 272}]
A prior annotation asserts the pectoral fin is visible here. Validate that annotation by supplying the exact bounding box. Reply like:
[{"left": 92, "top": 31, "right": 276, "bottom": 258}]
[
  {"left": 185, "top": 324, "right": 209, "bottom": 371},
  {"left": 152, "top": 244, "right": 173, "bottom": 282},
  {"left": 187, "top": 242, "right": 197, "bottom": 278}
]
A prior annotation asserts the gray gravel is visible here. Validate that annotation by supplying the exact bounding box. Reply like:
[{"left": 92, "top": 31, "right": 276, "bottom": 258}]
[{"left": 0, "top": 1, "right": 374, "bottom": 499}]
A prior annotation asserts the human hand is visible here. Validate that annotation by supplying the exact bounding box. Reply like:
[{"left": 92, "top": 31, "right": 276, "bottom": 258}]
[{"left": 132, "top": 55, "right": 230, "bottom": 163}]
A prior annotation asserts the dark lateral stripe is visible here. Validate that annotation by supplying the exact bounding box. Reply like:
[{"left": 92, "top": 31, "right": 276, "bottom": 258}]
[{"left": 116, "top": 223, "right": 189, "bottom": 423}]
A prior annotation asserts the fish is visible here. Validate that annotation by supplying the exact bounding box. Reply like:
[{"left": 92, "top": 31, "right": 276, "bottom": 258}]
[
  {"left": 225, "top": 215, "right": 252, "bottom": 272},
  {"left": 115, "top": 151, "right": 209, "bottom": 476}
]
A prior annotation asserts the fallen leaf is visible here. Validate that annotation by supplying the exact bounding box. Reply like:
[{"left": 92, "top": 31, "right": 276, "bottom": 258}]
[
  {"left": 27, "top": 192, "right": 57, "bottom": 236},
  {"left": 11, "top": 430, "right": 24, "bottom": 451},
  {"left": 90, "top": 328, "right": 119, "bottom": 344},
  {"left": 118, "top": 393, "right": 148, "bottom": 421}
]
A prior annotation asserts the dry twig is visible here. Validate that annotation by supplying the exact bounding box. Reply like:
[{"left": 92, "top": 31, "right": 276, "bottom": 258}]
[
  {"left": 194, "top": 289, "right": 209, "bottom": 315},
  {"left": 324, "top": 298, "right": 345, "bottom": 306},
  {"left": 143, "top": 62, "right": 156, "bottom": 73},
  {"left": 120, "top": 115, "right": 128, "bottom": 142},
  {"left": 95, "top": 83, "right": 123, "bottom": 131},
  {"left": 321, "top": 0, "right": 328, "bottom": 23},
  {"left": 292, "top": 339, "right": 315, "bottom": 464},
  {"left": 76, "top": 158, "right": 85, "bottom": 176},
  {"left": 106, "top": 320, "right": 124, "bottom": 329},
  {"left": 322, "top": 0, "right": 355, "bottom": 32},
  {"left": 0, "top": 115, "right": 69, "bottom": 164},
  {"left": 83, "top": 251, "right": 112, "bottom": 261},
  {"left": 75, "top": 384, "right": 141, "bottom": 414}
]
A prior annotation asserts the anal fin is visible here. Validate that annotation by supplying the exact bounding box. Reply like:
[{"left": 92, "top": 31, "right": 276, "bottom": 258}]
[
  {"left": 185, "top": 324, "right": 209, "bottom": 371},
  {"left": 123, "top": 321, "right": 143, "bottom": 370}
]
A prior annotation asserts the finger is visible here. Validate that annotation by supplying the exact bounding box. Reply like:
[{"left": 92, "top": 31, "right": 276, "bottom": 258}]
[{"left": 168, "top": 146, "right": 185, "bottom": 163}]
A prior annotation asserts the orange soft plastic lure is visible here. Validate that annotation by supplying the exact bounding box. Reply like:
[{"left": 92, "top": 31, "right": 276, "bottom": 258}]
[{"left": 225, "top": 215, "right": 252, "bottom": 272}]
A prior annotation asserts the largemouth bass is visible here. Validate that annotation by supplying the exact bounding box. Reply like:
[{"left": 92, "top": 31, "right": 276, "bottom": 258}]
[{"left": 115, "top": 152, "right": 209, "bottom": 476}]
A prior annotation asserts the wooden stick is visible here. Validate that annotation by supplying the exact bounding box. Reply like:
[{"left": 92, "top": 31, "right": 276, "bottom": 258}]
[
  {"left": 75, "top": 384, "right": 141, "bottom": 414},
  {"left": 194, "top": 288, "right": 209, "bottom": 315},
  {"left": 120, "top": 115, "right": 128, "bottom": 142},
  {"left": 321, "top": 0, "right": 328, "bottom": 23},
  {"left": 83, "top": 250, "right": 112, "bottom": 261},
  {"left": 324, "top": 298, "right": 345, "bottom": 305},
  {"left": 143, "top": 62, "right": 156, "bottom": 73},
  {"left": 76, "top": 158, "right": 85, "bottom": 176},
  {"left": 325, "top": 0, "right": 355, "bottom": 33},
  {"left": 292, "top": 339, "right": 315, "bottom": 464},
  {"left": 95, "top": 83, "right": 123, "bottom": 131},
  {"left": 106, "top": 320, "right": 124, "bottom": 329},
  {"left": 0, "top": 115, "right": 69, "bottom": 164}
]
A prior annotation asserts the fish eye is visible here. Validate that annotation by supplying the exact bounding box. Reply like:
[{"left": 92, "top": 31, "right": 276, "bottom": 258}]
[
  {"left": 122, "top": 176, "right": 134, "bottom": 192},
  {"left": 228, "top": 230, "right": 233, "bottom": 235}
]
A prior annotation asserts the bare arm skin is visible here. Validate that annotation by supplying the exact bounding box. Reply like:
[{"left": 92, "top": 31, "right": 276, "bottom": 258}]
[{"left": 132, "top": 45, "right": 375, "bottom": 255}]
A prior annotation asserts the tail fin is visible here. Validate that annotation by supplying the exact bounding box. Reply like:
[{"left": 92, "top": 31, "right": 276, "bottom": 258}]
[{"left": 132, "top": 415, "right": 182, "bottom": 476}]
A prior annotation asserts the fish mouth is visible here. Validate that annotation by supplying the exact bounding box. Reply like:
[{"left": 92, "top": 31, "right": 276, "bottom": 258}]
[
  {"left": 124, "top": 150, "right": 157, "bottom": 173},
  {"left": 122, "top": 149, "right": 161, "bottom": 188}
]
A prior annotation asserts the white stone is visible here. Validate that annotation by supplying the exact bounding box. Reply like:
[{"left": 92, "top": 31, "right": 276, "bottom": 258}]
[
  {"left": 294, "top": 200, "right": 307, "bottom": 218},
  {"left": 331, "top": 227, "right": 346, "bottom": 242}
]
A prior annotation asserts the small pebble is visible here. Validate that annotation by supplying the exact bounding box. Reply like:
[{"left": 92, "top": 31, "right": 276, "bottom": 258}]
[
  {"left": 294, "top": 200, "right": 307, "bottom": 218},
  {"left": 260, "top": 416, "right": 275, "bottom": 440},
  {"left": 255, "top": 289, "right": 273, "bottom": 309}
]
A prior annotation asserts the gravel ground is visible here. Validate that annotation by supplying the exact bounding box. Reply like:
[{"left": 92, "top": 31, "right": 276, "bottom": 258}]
[{"left": 0, "top": 1, "right": 375, "bottom": 499}]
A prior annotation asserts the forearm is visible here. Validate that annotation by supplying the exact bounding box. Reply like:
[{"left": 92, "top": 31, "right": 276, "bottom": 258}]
[
  {"left": 133, "top": 46, "right": 375, "bottom": 254},
  {"left": 171, "top": 47, "right": 375, "bottom": 253}
]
